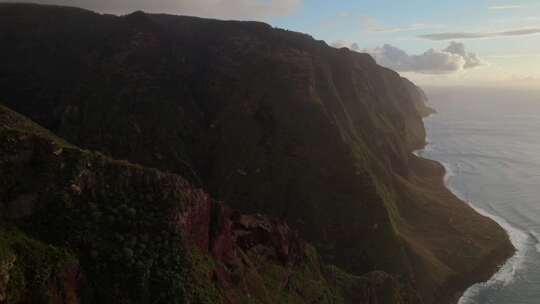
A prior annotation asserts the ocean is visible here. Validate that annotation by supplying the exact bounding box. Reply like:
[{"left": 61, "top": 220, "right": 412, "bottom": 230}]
[{"left": 416, "top": 86, "right": 540, "bottom": 304}]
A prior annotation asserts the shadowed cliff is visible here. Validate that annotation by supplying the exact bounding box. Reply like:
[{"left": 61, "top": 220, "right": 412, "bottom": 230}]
[
  {"left": 1, "top": 104, "right": 410, "bottom": 304},
  {"left": 0, "top": 3, "right": 513, "bottom": 303}
]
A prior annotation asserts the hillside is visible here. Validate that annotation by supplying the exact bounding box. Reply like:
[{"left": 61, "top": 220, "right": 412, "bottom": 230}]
[
  {"left": 1, "top": 104, "right": 411, "bottom": 304},
  {"left": 0, "top": 3, "right": 513, "bottom": 303}
]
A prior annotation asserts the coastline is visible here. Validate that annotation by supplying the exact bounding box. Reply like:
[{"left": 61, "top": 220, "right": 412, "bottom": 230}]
[{"left": 413, "top": 112, "right": 516, "bottom": 304}]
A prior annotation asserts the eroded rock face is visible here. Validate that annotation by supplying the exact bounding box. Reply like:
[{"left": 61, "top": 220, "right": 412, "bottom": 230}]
[
  {"left": 208, "top": 205, "right": 348, "bottom": 304},
  {"left": 47, "top": 261, "right": 83, "bottom": 304},
  {"left": 211, "top": 206, "right": 305, "bottom": 285},
  {"left": 213, "top": 209, "right": 304, "bottom": 265}
]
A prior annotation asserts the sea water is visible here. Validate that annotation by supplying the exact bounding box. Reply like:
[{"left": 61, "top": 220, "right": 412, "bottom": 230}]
[{"left": 416, "top": 86, "right": 540, "bottom": 304}]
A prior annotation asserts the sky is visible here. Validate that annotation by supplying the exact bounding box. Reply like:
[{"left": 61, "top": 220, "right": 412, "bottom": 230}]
[{"left": 7, "top": 0, "right": 540, "bottom": 87}]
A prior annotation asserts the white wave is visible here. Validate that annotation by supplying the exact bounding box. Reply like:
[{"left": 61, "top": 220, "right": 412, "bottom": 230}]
[
  {"left": 413, "top": 136, "right": 434, "bottom": 157},
  {"left": 529, "top": 231, "right": 540, "bottom": 253},
  {"left": 434, "top": 158, "right": 529, "bottom": 304},
  {"left": 439, "top": 161, "right": 455, "bottom": 187},
  {"left": 458, "top": 218, "right": 528, "bottom": 304},
  {"left": 420, "top": 112, "right": 529, "bottom": 303}
]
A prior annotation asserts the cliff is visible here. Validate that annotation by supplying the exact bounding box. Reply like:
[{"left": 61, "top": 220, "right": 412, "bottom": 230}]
[
  {"left": 0, "top": 3, "right": 513, "bottom": 304},
  {"left": 0, "top": 104, "right": 405, "bottom": 304},
  {"left": 401, "top": 78, "right": 436, "bottom": 119}
]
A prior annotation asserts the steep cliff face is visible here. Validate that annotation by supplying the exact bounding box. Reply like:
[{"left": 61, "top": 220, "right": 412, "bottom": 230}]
[
  {"left": 1, "top": 104, "right": 374, "bottom": 304},
  {"left": 0, "top": 4, "right": 513, "bottom": 304},
  {"left": 401, "top": 78, "right": 436, "bottom": 120}
]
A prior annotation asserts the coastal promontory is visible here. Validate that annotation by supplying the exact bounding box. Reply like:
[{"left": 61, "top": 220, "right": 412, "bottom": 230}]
[{"left": 0, "top": 4, "right": 513, "bottom": 303}]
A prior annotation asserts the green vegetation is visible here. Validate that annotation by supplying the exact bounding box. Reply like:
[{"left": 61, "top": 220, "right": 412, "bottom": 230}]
[
  {"left": 0, "top": 104, "right": 221, "bottom": 303},
  {"left": 0, "top": 105, "right": 73, "bottom": 148},
  {"left": 232, "top": 245, "right": 338, "bottom": 304},
  {"left": 0, "top": 225, "right": 77, "bottom": 304},
  {"left": 1, "top": 104, "right": 346, "bottom": 304}
]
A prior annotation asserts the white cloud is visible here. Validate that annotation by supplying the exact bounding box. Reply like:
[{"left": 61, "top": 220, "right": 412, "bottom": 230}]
[
  {"left": 443, "top": 41, "right": 483, "bottom": 69},
  {"left": 331, "top": 40, "right": 360, "bottom": 51},
  {"left": 331, "top": 41, "right": 484, "bottom": 74},
  {"left": 419, "top": 28, "right": 540, "bottom": 40},
  {"left": 2, "top": 0, "right": 302, "bottom": 20},
  {"left": 370, "top": 44, "right": 465, "bottom": 74}
]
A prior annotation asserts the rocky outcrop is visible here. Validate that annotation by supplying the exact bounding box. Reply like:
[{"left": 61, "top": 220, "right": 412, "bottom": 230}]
[
  {"left": 0, "top": 4, "right": 513, "bottom": 303},
  {"left": 47, "top": 260, "right": 82, "bottom": 304}
]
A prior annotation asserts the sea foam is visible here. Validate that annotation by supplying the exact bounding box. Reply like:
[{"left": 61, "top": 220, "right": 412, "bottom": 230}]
[
  {"left": 435, "top": 158, "right": 527, "bottom": 303},
  {"left": 418, "top": 131, "right": 528, "bottom": 304}
]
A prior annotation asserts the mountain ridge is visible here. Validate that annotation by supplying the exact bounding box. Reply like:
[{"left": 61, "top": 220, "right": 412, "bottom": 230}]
[{"left": 0, "top": 3, "right": 513, "bottom": 303}]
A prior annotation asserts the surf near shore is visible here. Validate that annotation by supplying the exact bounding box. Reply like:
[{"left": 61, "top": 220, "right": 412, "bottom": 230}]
[{"left": 413, "top": 114, "right": 516, "bottom": 304}]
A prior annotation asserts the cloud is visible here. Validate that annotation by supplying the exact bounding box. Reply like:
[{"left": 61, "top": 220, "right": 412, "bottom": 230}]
[
  {"left": 370, "top": 44, "right": 467, "bottom": 74},
  {"left": 332, "top": 41, "right": 484, "bottom": 74},
  {"left": 419, "top": 28, "right": 540, "bottom": 40},
  {"left": 443, "top": 41, "right": 483, "bottom": 68},
  {"left": 331, "top": 40, "right": 360, "bottom": 51},
  {"left": 1, "top": 0, "right": 302, "bottom": 20}
]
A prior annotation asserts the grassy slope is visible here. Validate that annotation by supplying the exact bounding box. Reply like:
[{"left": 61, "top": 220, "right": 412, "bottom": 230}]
[
  {"left": 0, "top": 104, "right": 221, "bottom": 303},
  {"left": 0, "top": 104, "right": 411, "bottom": 304}
]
